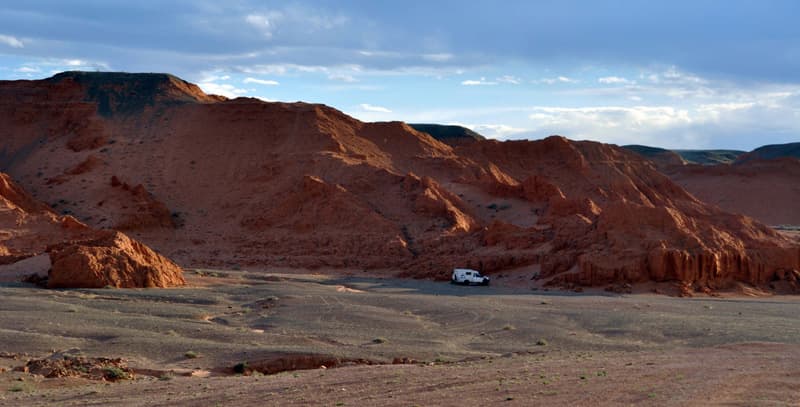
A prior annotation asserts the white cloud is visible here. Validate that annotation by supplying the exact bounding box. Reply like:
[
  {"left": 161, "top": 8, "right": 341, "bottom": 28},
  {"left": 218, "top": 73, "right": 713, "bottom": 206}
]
[
  {"left": 359, "top": 103, "right": 392, "bottom": 113},
  {"left": 598, "top": 76, "right": 632, "bottom": 84},
  {"left": 198, "top": 74, "right": 251, "bottom": 97},
  {"left": 244, "top": 7, "right": 348, "bottom": 40},
  {"left": 245, "top": 12, "right": 281, "bottom": 39},
  {"left": 0, "top": 34, "right": 23, "bottom": 48},
  {"left": 15, "top": 66, "right": 40, "bottom": 73},
  {"left": 533, "top": 76, "right": 577, "bottom": 85},
  {"left": 496, "top": 75, "right": 522, "bottom": 85},
  {"left": 243, "top": 77, "right": 279, "bottom": 86},
  {"left": 461, "top": 77, "right": 497, "bottom": 86},
  {"left": 422, "top": 53, "right": 453, "bottom": 62},
  {"left": 525, "top": 105, "right": 700, "bottom": 146},
  {"left": 467, "top": 123, "right": 528, "bottom": 139},
  {"left": 328, "top": 73, "right": 358, "bottom": 83}
]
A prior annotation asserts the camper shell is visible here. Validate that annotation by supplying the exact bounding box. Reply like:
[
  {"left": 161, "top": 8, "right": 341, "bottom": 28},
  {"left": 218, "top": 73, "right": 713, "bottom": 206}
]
[{"left": 451, "top": 268, "right": 490, "bottom": 286}]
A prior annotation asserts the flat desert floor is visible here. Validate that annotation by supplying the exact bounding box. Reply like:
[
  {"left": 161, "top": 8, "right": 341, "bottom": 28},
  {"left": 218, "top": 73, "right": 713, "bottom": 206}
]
[{"left": 2, "top": 270, "right": 800, "bottom": 406}]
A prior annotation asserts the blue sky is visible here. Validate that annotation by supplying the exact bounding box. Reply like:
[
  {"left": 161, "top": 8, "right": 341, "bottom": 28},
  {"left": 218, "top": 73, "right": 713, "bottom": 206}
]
[{"left": 1, "top": 1, "right": 799, "bottom": 150}]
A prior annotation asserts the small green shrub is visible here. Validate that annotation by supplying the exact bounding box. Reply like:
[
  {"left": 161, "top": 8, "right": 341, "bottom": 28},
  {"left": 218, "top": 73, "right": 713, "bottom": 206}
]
[
  {"left": 184, "top": 351, "right": 198, "bottom": 359},
  {"left": 103, "top": 366, "right": 129, "bottom": 380}
]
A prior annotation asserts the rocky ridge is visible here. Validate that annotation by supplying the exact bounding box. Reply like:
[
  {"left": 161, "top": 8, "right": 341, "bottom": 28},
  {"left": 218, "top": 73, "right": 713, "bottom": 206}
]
[{"left": 0, "top": 71, "right": 797, "bottom": 293}]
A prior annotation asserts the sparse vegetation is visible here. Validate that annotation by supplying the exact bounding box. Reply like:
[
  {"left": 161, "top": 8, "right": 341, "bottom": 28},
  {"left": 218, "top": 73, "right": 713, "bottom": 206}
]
[
  {"left": 184, "top": 351, "right": 198, "bottom": 359},
  {"left": 103, "top": 366, "right": 130, "bottom": 380},
  {"left": 8, "top": 383, "right": 28, "bottom": 392},
  {"left": 536, "top": 339, "right": 548, "bottom": 346}
]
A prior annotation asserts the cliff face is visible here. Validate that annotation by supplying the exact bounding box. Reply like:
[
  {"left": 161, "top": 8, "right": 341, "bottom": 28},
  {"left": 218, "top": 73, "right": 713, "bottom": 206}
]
[
  {"left": 0, "top": 71, "right": 797, "bottom": 292},
  {"left": 624, "top": 143, "right": 800, "bottom": 226},
  {"left": 451, "top": 137, "right": 799, "bottom": 290},
  {"left": 0, "top": 171, "right": 184, "bottom": 288}
]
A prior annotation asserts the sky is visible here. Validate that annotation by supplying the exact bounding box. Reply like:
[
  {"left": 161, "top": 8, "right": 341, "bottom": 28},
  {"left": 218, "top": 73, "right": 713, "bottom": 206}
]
[{"left": 1, "top": 1, "right": 799, "bottom": 150}]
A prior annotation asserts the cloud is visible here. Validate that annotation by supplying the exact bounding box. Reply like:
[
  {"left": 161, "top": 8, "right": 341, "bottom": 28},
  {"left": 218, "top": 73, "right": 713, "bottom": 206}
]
[
  {"left": 245, "top": 12, "right": 281, "bottom": 39},
  {"left": 598, "top": 76, "right": 632, "bottom": 84},
  {"left": 461, "top": 77, "right": 497, "bottom": 86},
  {"left": 359, "top": 103, "right": 392, "bottom": 113},
  {"left": 496, "top": 75, "right": 521, "bottom": 85},
  {"left": 524, "top": 105, "right": 699, "bottom": 146},
  {"left": 533, "top": 76, "right": 577, "bottom": 85},
  {"left": 243, "top": 77, "right": 279, "bottom": 85},
  {"left": 198, "top": 74, "right": 251, "bottom": 98},
  {"left": 328, "top": 73, "right": 358, "bottom": 83},
  {"left": 521, "top": 88, "right": 800, "bottom": 148},
  {"left": 467, "top": 123, "right": 528, "bottom": 139},
  {"left": 422, "top": 53, "right": 453, "bottom": 62},
  {"left": 244, "top": 6, "right": 348, "bottom": 41},
  {"left": 15, "top": 66, "right": 40, "bottom": 73},
  {"left": 0, "top": 34, "right": 23, "bottom": 48}
]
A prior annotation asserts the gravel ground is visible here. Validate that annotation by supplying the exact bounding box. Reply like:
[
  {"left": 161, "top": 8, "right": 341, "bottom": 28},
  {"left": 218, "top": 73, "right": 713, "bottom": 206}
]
[{"left": 1, "top": 270, "right": 800, "bottom": 405}]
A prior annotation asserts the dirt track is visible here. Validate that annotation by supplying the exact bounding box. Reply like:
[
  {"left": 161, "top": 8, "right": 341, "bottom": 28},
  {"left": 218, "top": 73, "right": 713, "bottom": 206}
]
[{"left": 2, "top": 270, "right": 800, "bottom": 405}]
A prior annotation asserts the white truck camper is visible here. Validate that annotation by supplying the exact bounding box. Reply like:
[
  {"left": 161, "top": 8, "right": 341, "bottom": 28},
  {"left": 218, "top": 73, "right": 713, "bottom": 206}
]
[{"left": 451, "top": 268, "right": 490, "bottom": 286}]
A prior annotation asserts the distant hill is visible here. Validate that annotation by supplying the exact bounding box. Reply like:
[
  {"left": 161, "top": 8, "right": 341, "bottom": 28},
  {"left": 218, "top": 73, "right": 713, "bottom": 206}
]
[
  {"left": 622, "top": 145, "right": 744, "bottom": 166},
  {"left": 736, "top": 142, "right": 800, "bottom": 164},
  {"left": 408, "top": 124, "right": 486, "bottom": 143},
  {"left": 673, "top": 149, "right": 745, "bottom": 165},
  {"left": 621, "top": 145, "right": 685, "bottom": 169},
  {"left": 623, "top": 142, "right": 800, "bottom": 225}
]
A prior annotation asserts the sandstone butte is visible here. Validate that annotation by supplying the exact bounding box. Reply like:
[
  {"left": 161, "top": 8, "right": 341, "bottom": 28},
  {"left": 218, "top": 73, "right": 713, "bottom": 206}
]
[
  {"left": 0, "top": 71, "right": 797, "bottom": 293},
  {"left": 0, "top": 172, "right": 184, "bottom": 288}
]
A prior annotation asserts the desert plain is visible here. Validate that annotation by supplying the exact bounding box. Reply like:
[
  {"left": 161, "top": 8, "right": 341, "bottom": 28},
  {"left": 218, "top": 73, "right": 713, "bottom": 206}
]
[{"left": 2, "top": 268, "right": 800, "bottom": 406}]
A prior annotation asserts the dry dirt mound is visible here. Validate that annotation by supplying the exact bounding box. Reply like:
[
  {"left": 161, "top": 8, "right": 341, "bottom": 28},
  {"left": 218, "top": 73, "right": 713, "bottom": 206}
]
[
  {"left": 0, "top": 72, "right": 797, "bottom": 293},
  {"left": 22, "top": 354, "right": 133, "bottom": 381},
  {"left": 47, "top": 230, "right": 185, "bottom": 288}
]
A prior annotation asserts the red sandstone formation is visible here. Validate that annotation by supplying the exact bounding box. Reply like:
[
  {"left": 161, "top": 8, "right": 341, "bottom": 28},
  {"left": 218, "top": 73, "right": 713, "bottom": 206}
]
[
  {"left": 0, "top": 173, "right": 94, "bottom": 264},
  {"left": 47, "top": 231, "right": 185, "bottom": 289},
  {"left": 667, "top": 158, "right": 800, "bottom": 226},
  {"left": 0, "top": 171, "right": 184, "bottom": 288},
  {"left": 0, "top": 71, "right": 797, "bottom": 293}
]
